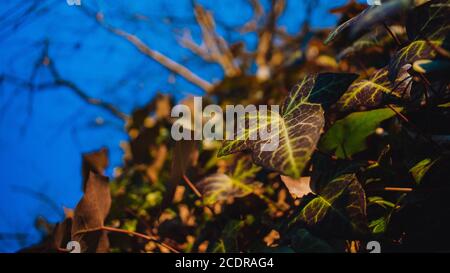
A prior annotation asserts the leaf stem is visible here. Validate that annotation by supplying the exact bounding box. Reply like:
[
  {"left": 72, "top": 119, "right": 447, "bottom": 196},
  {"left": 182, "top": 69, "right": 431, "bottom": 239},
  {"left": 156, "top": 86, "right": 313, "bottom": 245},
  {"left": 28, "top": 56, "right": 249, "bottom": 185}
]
[
  {"left": 182, "top": 174, "right": 203, "bottom": 198},
  {"left": 383, "top": 187, "right": 413, "bottom": 192},
  {"left": 383, "top": 23, "right": 401, "bottom": 47}
]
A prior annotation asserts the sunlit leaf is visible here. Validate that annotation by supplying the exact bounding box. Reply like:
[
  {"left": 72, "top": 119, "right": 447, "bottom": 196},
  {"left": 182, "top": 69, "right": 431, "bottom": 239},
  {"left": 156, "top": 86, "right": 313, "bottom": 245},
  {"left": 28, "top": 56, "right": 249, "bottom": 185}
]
[
  {"left": 388, "top": 39, "right": 441, "bottom": 80},
  {"left": 324, "top": 7, "right": 375, "bottom": 45},
  {"left": 280, "top": 175, "right": 312, "bottom": 198},
  {"left": 197, "top": 159, "right": 262, "bottom": 205},
  {"left": 369, "top": 217, "right": 388, "bottom": 234},
  {"left": 409, "top": 158, "right": 438, "bottom": 184},
  {"left": 218, "top": 73, "right": 357, "bottom": 178},
  {"left": 346, "top": 177, "right": 368, "bottom": 233},
  {"left": 368, "top": 196, "right": 396, "bottom": 209},
  {"left": 319, "top": 107, "right": 401, "bottom": 159},
  {"left": 296, "top": 174, "right": 368, "bottom": 233},
  {"left": 438, "top": 102, "right": 450, "bottom": 107},
  {"left": 337, "top": 67, "right": 412, "bottom": 111}
]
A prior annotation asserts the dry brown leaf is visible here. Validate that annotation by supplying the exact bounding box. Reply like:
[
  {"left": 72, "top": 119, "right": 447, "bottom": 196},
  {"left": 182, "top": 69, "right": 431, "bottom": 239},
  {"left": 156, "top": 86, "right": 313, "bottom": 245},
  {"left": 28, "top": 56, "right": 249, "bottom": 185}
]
[{"left": 280, "top": 175, "right": 312, "bottom": 198}]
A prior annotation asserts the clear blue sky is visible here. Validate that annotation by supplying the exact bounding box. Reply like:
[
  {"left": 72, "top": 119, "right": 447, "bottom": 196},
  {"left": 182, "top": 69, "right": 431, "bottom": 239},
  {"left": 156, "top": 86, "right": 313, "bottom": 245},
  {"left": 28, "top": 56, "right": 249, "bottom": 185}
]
[{"left": 0, "top": 0, "right": 354, "bottom": 252}]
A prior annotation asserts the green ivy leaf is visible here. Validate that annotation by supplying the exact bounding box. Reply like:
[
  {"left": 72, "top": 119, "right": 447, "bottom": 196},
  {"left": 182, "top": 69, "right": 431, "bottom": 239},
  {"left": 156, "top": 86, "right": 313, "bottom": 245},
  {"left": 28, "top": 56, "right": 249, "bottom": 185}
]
[
  {"left": 324, "top": 7, "right": 375, "bottom": 45},
  {"left": 388, "top": 40, "right": 441, "bottom": 81},
  {"left": 296, "top": 174, "right": 368, "bottom": 234},
  {"left": 319, "top": 107, "right": 401, "bottom": 159},
  {"left": 369, "top": 217, "right": 388, "bottom": 234},
  {"left": 409, "top": 158, "right": 438, "bottom": 184},
  {"left": 368, "top": 196, "right": 397, "bottom": 209},
  {"left": 337, "top": 67, "right": 412, "bottom": 111},
  {"left": 218, "top": 73, "right": 357, "bottom": 178},
  {"left": 438, "top": 102, "right": 450, "bottom": 107},
  {"left": 197, "top": 159, "right": 262, "bottom": 205},
  {"left": 406, "top": 0, "right": 450, "bottom": 41},
  {"left": 337, "top": 25, "right": 406, "bottom": 60}
]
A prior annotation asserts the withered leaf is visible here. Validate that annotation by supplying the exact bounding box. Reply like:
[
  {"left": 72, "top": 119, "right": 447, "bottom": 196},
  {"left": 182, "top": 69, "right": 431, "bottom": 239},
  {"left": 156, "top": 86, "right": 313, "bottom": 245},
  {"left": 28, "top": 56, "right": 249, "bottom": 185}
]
[
  {"left": 72, "top": 171, "right": 111, "bottom": 253},
  {"left": 162, "top": 139, "right": 199, "bottom": 208},
  {"left": 280, "top": 175, "right": 312, "bottom": 198},
  {"left": 82, "top": 147, "right": 109, "bottom": 190}
]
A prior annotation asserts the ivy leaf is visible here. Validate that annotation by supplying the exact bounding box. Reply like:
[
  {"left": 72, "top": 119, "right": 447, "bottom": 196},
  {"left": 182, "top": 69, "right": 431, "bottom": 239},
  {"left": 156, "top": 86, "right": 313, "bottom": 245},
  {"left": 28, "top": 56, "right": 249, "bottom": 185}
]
[
  {"left": 296, "top": 174, "right": 368, "bottom": 234},
  {"left": 388, "top": 40, "right": 442, "bottom": 81},
  {"left": 368, "top": 196, "right": 397, "bottom": 209},
  {"left": 301, "top": 73, "right": 359, "bottom": 110},
  {"left": 369, "top": 217, "right": 388, "bottom": 234},
  {"left": 218, "top": 73, "right": 357, "bottom": 178},
  {"left": 438, "top": 102, "right": 450, "bottom": 107},
  {"left": 406, "top": 0, "right": 450, "bottom": 41},
  {"left": 337, "top": 25, "right": 406, "bottom": 60},
  {"left": 324, "top": 7, "right": 375, "bottom": 45},
  {"left": 325, "top": 0, "right": 427, "bottom": 44},
  {"left": 346, "top": 177, "right": 368, "bottom": 233},
  {"left": 71, "top": 171, "right": 111, "bottom": 253},
  {"left": 349, "top": 0, "right": 419, "bottom": 37},
  {"left": 409, "top": 158, "right": 438, "bottom": 184},
  {"left": 319, "top": 107, "right": 401, "bottom": 159},
  {"left": 197, "top": 159, "right": 262, "bottom": 205},
  {"left": 337, "top": 66, "right": 412, "bottom": 111}
]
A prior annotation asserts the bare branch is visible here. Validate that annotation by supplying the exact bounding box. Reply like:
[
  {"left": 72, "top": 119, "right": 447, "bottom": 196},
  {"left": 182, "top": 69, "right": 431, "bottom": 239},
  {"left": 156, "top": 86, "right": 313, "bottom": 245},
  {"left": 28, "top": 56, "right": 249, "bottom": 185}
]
[
  {"left": 178, "top": 30, "right": 214, "bottom": 62},
  {"left": 240, "top": 0, "right": 265, "bottom": 33},
  {"left": 87, "top": 9, "right": 214, "bottom": 93},
  {"left": 182, "top": 3, "right": 241, "bottom": 77},
  {"left": 1, "top": 46, "right": 129, "bottom": 121}
]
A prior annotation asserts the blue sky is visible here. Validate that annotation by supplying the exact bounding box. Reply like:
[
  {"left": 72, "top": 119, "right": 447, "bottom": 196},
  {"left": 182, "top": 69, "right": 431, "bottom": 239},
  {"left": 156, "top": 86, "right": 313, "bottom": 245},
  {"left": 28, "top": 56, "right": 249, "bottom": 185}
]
[{"left": 0, "top": 0, "right": 354, "bottom": 252}]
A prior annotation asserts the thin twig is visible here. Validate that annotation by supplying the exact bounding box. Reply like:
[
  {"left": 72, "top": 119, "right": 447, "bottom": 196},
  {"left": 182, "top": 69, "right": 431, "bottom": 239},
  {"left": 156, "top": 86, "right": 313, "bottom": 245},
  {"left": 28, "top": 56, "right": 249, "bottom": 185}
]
[
  {"left": 182, "top": 174, "right": 202, "bottom": 198},
  {"left": 182, "top": 174, "right": 218, "bottom": 216},
  {"left": 426, "top": 38, "right": 450, "bottom": 60},
  {"left": 384, "top": 187, "right": 413, "bottom": 192},
  {"left": 383, "top": 23, "right": 401, "bottom": 47},
  {"left": 73, "top": 226, "right": 180, "bottom": 253}
]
